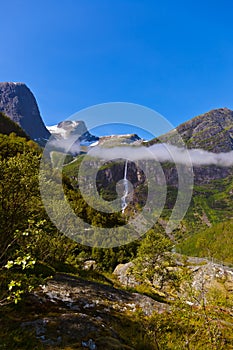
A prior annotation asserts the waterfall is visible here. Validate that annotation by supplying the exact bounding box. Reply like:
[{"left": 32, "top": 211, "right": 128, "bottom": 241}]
[{"left": 121, "top": 160, "right": 128, "bottom": 213}]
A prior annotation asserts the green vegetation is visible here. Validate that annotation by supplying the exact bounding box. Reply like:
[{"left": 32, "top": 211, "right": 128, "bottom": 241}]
[
  {"left": 0, "top": 127, "right": 233, "bottom": 348},
  {"left": 133, "top": 229, "right": 175, "bottom": 285},
  {"left": 0, "top": 133, "right": 78, "bottom": 304},
  {"left": 146, "top": 301, "right": 233, "bottom": 349},
  {"left": 0, "top": 112, "right": 29, "bottom": 138},
  {"left": 177, "top": 220, "right": 233, "bottom": 266}
]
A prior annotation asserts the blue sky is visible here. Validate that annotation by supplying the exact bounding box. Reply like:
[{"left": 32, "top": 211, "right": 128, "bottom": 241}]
[{"left": 1, "top": 0, "right": 233, "bottom": 130}]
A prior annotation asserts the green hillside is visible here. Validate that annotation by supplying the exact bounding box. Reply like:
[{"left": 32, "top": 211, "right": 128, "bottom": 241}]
[
  {"left": 0, "top": 111, "right": 29, "bottom": 138},
  {"left": 177, "top": 220, "right": 233, "bottom": 265},
  {"left": 176, "top": 175, "right": 233, "bottom": 236}
]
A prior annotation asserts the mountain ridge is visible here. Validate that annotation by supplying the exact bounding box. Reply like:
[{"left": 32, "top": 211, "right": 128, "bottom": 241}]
[
  {"left": 0, "top": 82, "right": 232, "bottom": 153},
  {"left": 156, "top": 107, "right": 233, "bottom": 153}
]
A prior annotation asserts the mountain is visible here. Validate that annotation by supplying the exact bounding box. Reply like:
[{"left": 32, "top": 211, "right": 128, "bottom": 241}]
[
  {"left": 0, "top": 82, "right": 50, "bottom": 141},
  {"left": 98, "top": 133, "right": 142, "bottom": 147},
  {"left": 93, "top": 108, "right": 233, "bottom": 189},
  {"left": 47, "top": 120, "right": 99, "bottom": 145},
  {"left": 47, "top": 121, "right": 143, "bottom": 157},
  {"left": 0, "top": 111, "right": 29, "bottom": 138},
  {"left": 48, "top": 121, "right": 88, "bottom": 139},
  {"left": 47, "top": 121, "right": 142, "bottom": 148},
  {"left": 64, "top": 108, "right": 233, "bottom": 186},
  {"left": 157, "top": 107, "right": 233, "bottom": 152},
  {"left": 63, "top": 107, "right": 233, "bottom": 239},
  {"left": 146, "top": 108, "right": 233, "bottom": 184}
]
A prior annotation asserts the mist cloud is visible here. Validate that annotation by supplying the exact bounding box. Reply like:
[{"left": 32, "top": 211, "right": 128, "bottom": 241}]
[
  {"left": 88, "top": 143, "right": 233, "bottom": 167},
  {"left": 49, "top": 135, "right": 81, "bottom": 155}
]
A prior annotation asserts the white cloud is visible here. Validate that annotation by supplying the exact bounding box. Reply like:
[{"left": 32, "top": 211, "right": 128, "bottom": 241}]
[{"left": 88, "top": 143, "right": 233, "bottom": 167}]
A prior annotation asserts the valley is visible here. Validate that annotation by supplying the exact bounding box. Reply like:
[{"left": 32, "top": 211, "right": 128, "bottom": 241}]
[{"left": 0, "top": 83, "right": 233, "bottom": 349}]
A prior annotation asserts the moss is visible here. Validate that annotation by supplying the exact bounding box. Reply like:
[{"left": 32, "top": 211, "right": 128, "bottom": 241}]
[{"left": 96, "top": 336, "right": 134, "bottom": 349}]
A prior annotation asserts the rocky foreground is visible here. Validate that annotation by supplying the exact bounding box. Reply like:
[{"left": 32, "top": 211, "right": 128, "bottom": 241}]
[
  {"left": 19, "top": 273, "right": 167, "bottom": 349},
  {"left": 8, "top": 255, "right": 232, "bottom": 349},
  {"left": 1, "top": 255, "right": 233, "bottom": 349}
]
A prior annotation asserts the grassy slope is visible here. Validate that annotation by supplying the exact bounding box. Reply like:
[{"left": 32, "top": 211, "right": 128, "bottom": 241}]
[{"left": 177, "top": 219, "right": 233, "bottom": 265}]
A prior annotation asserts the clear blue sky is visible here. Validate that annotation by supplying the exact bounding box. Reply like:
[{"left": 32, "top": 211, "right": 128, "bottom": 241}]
[{"left": 1, "top": 0, "right": 233, "bottom": 128}]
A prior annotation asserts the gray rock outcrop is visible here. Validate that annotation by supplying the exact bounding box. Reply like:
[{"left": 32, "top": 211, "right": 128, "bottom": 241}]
[
  {"left": 21, "top": 273, "right": 168, "bottom": 348},
  {"left": 0, "top": 82, "right": 50, "bottom": 140}
]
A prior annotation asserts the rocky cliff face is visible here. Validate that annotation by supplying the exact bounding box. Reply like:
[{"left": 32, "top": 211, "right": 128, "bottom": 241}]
[
  {"left": 0, "top": 82, "right": 50, "bottom": 140},
  {"left": 159, "top": 107, "right": 233, "bottom": 152}
]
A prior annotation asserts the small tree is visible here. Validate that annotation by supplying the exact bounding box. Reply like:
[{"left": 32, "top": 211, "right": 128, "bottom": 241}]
[{"left": 133, "top": 229, "right": 179, "bottom": 291}]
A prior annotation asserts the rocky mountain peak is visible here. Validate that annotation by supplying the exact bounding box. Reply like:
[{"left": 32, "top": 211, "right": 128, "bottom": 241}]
[
  {"left": 0, "top": 82, "right": 50, "bottom": 140},
  {"left": 48, "top": 120, "right": 88, "bottom": 139},
  {"left": 47, "top": 120, "right": 99, "bottom": 148},
  {"left": 183, "top": 107, "right": 233, "bottom": 152},
  {"left": 163, "top": 107, "right": 233, "bottom": 153}
]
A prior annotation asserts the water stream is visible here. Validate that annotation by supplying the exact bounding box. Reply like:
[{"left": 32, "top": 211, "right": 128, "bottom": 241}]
[{"left": 121, "top": 160, "right": 128, "bottom": 213}]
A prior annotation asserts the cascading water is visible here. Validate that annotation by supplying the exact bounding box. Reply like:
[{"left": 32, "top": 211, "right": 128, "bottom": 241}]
[{"left": 121, "top": 160, "right": 128, "bottom": 213}]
